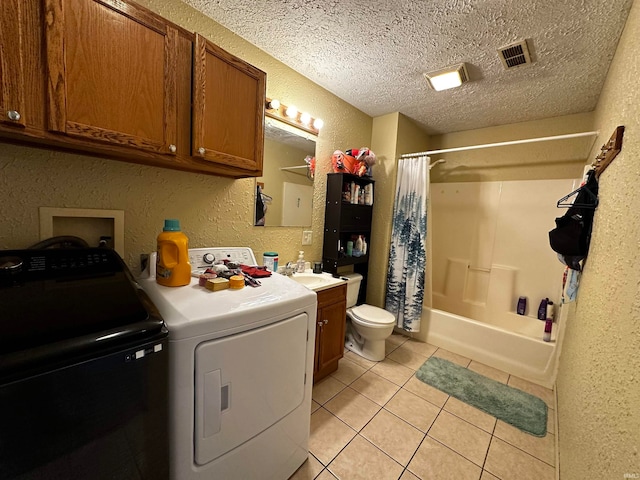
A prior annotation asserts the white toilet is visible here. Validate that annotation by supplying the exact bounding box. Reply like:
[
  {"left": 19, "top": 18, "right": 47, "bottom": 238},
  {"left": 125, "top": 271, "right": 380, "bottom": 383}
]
[{"left": 343, "top": 273, "right": 396, "bottom": 362}]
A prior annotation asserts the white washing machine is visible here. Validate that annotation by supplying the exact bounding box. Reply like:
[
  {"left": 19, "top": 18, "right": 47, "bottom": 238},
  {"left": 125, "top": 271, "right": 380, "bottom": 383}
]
[{"left": 139, "top": 247, "right": 317, "bottom": 480}]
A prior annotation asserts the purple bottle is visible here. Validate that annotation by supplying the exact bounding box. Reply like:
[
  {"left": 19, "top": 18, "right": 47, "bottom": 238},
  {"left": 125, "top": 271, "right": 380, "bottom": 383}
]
[
  {"left": 537, "top": 298, "right": 549, "bottom": 320},
  {"left": 516, "top": 296, "right": 527, "bottom": 315}
]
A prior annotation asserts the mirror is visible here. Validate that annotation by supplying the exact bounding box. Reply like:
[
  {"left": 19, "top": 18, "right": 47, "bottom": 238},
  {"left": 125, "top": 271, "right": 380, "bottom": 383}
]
[{"left": 255, "top": 117, "right": 316, "bottom": 227}]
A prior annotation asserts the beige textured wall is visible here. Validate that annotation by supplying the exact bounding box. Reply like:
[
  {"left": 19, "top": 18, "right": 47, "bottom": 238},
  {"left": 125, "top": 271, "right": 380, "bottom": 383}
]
[
  {"left": 367, "top": 113, "right": 430, "bottom": 308},
  {"left": 429, "top": 112, "right": 594, "bottom": 183},
  {"left": 556, "top": 1, "right": 640, "bottom": 478},
  {"left": 0, "top": 0, "right": 372, "bottom": 272}
]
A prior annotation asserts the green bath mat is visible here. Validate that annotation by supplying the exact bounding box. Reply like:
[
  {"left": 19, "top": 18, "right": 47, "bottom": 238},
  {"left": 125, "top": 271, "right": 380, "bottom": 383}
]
[{"left": 416, "top": 357, "right": 548, "bottom": 437}]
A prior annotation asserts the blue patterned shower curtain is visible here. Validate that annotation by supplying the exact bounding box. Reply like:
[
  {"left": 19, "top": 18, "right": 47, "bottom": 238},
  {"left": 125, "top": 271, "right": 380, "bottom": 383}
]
[{"left": 385, "top": 156, "right": 429, "bottom": 332}]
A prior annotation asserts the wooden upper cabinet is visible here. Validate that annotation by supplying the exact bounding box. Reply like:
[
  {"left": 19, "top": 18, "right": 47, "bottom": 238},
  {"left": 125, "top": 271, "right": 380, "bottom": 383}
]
[
  {"left": 0, "top": 0, "right": 27, "bottom": 128},
  {"left": 192, "top": 34, "right": 266, "bottom": 173},
  {"left": 44, "top": 0, "right": 178, "bottom": 155}
]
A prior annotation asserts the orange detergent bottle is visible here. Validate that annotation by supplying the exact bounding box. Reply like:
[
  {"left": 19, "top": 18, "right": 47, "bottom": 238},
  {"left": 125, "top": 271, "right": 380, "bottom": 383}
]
[{"left": 156, "top": 219, "right": 191, "bottom": 287}]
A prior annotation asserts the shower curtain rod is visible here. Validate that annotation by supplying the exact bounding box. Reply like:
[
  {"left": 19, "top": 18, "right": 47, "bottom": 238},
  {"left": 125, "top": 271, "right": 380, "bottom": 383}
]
[{"left": 400, "top": 131, "right": 599, "bottom": 158}]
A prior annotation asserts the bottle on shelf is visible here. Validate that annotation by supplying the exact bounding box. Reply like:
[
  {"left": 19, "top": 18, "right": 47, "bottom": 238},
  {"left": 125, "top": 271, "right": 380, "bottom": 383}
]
[
  {"left": 543, "top": 318, "right": 553, "bottom": 342},
  {"left": 352, "top": 184, "right": 360, "bottom": 204},
  {"left": 516, "top": 296, "right": 527, "bottom": 315},
  {"left": 342, "top": 182, "right": 351, "bottom": 203},
  {"left": 537, "top": 298, "right": 549, "bottom": 320},
  {"left": 364, "top": 184, "right": 373, "bottom": 205}
]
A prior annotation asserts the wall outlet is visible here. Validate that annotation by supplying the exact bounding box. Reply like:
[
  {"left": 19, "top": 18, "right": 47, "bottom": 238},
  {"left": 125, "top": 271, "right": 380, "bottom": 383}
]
[{"left": 302, "top": 230, "right": 313, "bottom": 245}]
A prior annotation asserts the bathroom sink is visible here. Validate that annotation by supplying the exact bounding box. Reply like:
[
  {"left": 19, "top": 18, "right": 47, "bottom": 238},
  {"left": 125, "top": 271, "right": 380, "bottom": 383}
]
[{"left": 288, "top": 271, "right": 345, "bottom": 292}]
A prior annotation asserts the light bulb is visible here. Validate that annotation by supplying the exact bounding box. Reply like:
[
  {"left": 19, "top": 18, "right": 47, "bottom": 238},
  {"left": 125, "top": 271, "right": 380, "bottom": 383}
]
[
  {"left": 313, "top": 118, "right": 324, "bottom": 130},
  {"left": 267, "top": 98, "right": 280, "bottom": 110},
  {"left": 300, "top": 112, "right": 311, "bottom": 125},
  {"left": 285, "top": 105, "right": 298, "bottom": 118}
]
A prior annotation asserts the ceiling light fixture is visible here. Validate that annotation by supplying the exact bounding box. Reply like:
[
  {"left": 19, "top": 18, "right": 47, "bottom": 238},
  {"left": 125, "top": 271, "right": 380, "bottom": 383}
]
[
  {"left": 424, "top": 63, "right": 469, "bottom": 91},
  {"left": 265, "top": 98, "right": 323, "bottom": 135}
]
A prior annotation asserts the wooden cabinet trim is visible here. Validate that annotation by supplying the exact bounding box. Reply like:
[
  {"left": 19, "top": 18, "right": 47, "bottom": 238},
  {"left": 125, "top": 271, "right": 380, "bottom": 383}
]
[
  {"left": 0, "top": 0, "right": 27, "bottom": 128},
  {"left": 192, "top": 33, "right": 206, "bottom": 157},
  {"left": 44, "top": 0, "right": 65, "bottom": 132},
  {"left": 95, "top": 0, "right": 168, "bottom": 34}
]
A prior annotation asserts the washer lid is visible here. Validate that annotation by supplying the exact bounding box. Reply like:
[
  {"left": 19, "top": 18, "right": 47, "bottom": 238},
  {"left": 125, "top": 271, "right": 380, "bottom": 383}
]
[{"left": 351, "top": 304, "right": 395, "bottom": 325}]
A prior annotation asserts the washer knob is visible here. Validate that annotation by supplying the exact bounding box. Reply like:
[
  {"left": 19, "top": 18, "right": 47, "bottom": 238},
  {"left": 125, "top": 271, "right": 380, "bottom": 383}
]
[{"left": 203, "top": 253, "right": 215, "bottom": 264}]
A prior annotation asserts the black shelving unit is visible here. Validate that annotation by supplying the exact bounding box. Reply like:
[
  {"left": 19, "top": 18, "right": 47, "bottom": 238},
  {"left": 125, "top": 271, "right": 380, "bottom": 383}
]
[{"left": 322, "top": 173, "right": 374, "bottom": 304}]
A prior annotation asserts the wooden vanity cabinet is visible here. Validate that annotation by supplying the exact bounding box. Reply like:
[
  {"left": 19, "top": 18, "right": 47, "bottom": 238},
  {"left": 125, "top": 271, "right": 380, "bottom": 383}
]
[
  {"left": 192, "top": 34, "right": 266, "bottom": 174},
  {"left": 314, "top": 284, "right": 347, "bottom": 383},
  {"left": 0, "top": 0, "right": 266, "bottom": 178}
]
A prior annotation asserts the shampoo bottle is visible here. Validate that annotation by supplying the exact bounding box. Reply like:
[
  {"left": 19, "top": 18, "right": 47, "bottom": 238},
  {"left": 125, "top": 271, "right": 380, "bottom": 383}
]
[
  {"left": 516, "top": 296, "right": 527, "bottom": 315},
  {"left": 296, "top": 251, "right": 306, "bottom": 273},
  {"left": 543, "top": 319, "right": 553, "bottom": 342},
  {"left": 546, "top": 301, "right": 555, "bottom": 322},
  {"left": 537, "top": 298, "right": 549, "bottom": 320}
]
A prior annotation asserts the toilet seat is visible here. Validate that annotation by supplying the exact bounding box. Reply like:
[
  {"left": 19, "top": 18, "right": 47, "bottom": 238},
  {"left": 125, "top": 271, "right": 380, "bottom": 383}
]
[{"left": 349, "top": 304, "right": 395, "bottom": 326}]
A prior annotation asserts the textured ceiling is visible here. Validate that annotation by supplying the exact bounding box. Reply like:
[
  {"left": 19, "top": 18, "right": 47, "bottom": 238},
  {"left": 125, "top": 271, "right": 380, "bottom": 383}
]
[{"left": 185, "top": 0, "right": 634, "bottom": 134}]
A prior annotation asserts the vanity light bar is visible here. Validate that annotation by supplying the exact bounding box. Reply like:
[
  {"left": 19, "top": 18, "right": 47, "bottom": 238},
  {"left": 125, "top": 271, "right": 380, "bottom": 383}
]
[{"left": 265, "top": 98, "right": 322, "bottom": 135}]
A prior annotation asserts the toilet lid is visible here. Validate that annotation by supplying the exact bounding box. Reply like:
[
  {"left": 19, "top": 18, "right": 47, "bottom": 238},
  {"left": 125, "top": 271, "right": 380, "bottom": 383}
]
[{"left": 350, "top": 304, "right": 396, "bottom": 325}]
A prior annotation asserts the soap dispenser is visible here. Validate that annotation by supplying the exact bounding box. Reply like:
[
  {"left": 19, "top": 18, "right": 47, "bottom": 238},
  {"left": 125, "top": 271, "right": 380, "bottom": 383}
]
[{"left": 296, "top": 251, "right": 306, "bottom": 273}]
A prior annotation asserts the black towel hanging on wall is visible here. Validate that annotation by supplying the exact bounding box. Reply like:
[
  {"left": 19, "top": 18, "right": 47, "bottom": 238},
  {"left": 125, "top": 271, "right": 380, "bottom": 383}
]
[{"left": 548, "top": 169, "right": 599, "bottom": 271}]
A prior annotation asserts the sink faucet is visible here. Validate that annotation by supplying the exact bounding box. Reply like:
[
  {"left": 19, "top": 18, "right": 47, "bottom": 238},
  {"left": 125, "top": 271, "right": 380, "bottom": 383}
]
[{"left": 282, "top": 262, "right": 296, "bottom": 276}]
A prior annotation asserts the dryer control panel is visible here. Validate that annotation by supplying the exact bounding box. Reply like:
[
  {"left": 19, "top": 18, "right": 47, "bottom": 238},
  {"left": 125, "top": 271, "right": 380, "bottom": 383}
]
[{"left": 188, "top": 247, "right": 257, "bottom": 270}]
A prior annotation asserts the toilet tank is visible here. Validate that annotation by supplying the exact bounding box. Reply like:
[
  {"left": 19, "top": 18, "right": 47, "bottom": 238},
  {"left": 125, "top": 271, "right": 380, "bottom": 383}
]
[{"left": 342, "top": 273, "right": 363, "bottom": 308}]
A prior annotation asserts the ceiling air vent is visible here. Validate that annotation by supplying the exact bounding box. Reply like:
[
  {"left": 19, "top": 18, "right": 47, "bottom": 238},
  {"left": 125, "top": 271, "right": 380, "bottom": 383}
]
[{"left": 498, "top": 40, "right": 532, "bottom": 69}]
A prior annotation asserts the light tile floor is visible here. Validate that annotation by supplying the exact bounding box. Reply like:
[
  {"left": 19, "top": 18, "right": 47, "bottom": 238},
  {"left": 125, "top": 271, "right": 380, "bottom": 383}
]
[{"left": 291, "top": 333, "right": 556, "bottom": 480}]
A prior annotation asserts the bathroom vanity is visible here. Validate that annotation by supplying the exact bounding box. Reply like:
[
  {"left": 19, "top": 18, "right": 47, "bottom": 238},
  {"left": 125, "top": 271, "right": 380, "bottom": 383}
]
[
  {"left": 291, "top": 272, "right": 347, "bottom": 383},
  {"left": 313, "top": 283, "right": 347, "bottom": 383}
]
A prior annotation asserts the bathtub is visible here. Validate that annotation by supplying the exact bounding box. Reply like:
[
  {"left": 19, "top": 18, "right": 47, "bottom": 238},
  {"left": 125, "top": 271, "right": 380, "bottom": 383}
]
[{"left": 421, "top": 306, "right": 564, "bottom": 388}]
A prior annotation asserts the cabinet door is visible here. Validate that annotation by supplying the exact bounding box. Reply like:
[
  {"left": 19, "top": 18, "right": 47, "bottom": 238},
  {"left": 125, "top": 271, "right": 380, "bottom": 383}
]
[
  {"left": 0, "top": 0, "right": 26, "bottom": 128},
  {"left": 316, "top": 299, "right": 347, "bottom": 374},
  {"left": 44, "top": 0, "right": 178, "bottom": 155},
  {"left": 192, "top": 34, "right": 265, "bottom": 173}
]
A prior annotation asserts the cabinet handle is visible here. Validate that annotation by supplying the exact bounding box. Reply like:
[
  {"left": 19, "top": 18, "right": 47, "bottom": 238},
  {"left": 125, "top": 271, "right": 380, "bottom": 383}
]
[
  {"left": 168, "top": 144, "right": 177, "bottom": 153},
  {"left": 7, "top": 110, "right": 21, "bottom": 121},
  {"left": 323, "top": 319, "right": 329, "bottom": 324},
  {"left": 198, "top": 147, "right": 206, "bottom": 155},
  {"left": 317, "top": 321, "right": 324, "bottom": 327}
]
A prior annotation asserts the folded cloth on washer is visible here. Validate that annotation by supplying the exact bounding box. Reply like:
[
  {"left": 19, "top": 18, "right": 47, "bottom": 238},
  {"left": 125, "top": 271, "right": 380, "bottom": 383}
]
[{"left": 240, "top": 265, "right": 272, "bottom": 278}]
